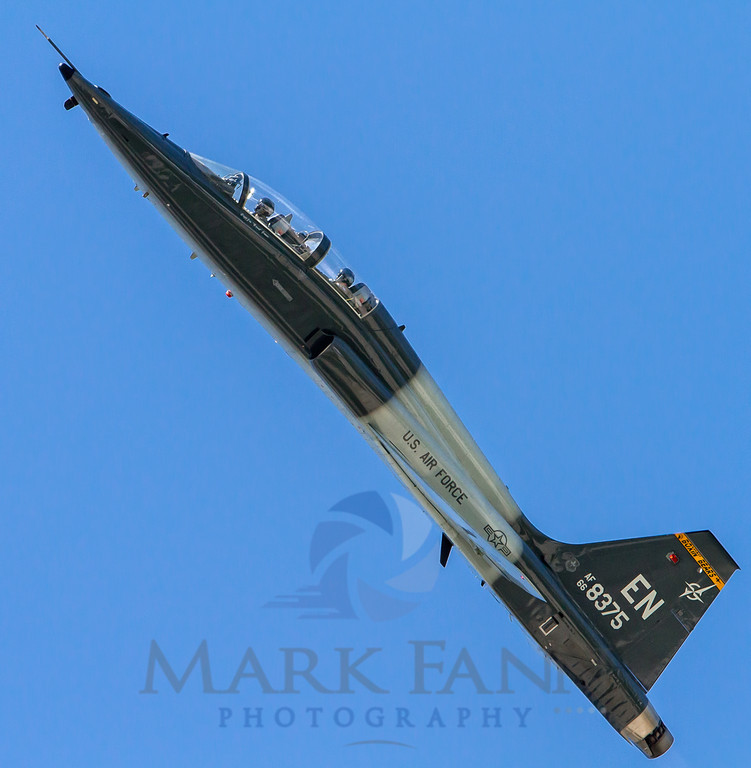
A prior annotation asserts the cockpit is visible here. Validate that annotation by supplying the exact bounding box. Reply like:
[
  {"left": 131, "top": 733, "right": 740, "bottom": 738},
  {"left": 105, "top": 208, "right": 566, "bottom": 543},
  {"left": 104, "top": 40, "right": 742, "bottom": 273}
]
[{"left": 190, "top": 153, "right": 379, "bottom": 318}]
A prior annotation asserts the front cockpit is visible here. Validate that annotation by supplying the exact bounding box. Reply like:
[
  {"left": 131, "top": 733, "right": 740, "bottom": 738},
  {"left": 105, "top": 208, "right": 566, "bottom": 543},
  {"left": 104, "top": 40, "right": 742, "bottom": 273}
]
[{"left": 190, "top": 153, "right": 379, "bottom": 318}]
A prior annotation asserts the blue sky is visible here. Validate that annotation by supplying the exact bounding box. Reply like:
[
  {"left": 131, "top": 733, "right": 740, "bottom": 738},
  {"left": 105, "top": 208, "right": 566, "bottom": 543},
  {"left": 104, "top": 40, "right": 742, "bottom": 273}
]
[{"left": 2, "top": 2, "right": 749, "bottom": 766}]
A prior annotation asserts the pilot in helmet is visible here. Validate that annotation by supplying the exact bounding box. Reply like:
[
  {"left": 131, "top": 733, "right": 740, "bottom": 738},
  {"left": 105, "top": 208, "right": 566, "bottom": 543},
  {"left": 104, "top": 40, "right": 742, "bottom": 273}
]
[
  {"left": 254, "top": 197, "right": 275, "bottom": 220},
  {"left": 333, "top": 268, "right": 355, "bottom": 290}
]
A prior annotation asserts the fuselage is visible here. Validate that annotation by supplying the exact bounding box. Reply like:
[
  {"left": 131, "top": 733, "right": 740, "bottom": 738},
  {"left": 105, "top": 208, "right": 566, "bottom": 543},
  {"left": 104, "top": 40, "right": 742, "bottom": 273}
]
[{"left": 57, "top": 63, "right": 672, "bottom": 757}]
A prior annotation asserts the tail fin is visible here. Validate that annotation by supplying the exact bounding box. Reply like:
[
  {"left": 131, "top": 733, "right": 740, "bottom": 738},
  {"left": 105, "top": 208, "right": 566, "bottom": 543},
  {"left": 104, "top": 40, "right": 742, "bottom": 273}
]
[{"left": 547, "top": 530, "right": 739, "bottom": 689}]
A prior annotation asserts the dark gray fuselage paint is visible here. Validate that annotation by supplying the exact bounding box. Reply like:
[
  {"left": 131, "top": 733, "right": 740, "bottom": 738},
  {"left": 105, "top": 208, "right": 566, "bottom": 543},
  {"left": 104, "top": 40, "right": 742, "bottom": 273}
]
[
  {"left": 64, "top": 70, "right": 420, "bottom": 408},
  {"left": 56, "top": 64, "right": 685, "bottom": 757}
]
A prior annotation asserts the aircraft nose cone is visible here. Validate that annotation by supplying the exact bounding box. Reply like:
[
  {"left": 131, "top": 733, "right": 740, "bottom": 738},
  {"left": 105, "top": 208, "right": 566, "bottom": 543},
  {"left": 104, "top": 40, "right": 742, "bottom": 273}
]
[{"left": 59, "top": 62, "right": 75, "bottom": 81}]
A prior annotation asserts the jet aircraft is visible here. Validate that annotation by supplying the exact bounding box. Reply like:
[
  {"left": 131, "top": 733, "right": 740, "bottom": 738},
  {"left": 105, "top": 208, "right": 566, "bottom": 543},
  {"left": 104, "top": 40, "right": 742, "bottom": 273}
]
[{"left": 41, "top": 30, "right": 738, "bottom": 758}]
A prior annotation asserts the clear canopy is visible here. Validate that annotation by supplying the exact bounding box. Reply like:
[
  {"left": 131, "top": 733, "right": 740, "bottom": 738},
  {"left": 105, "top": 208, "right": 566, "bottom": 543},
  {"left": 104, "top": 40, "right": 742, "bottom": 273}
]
[{"left": 190, "top": 154, "right": 378, "bottom": 317}]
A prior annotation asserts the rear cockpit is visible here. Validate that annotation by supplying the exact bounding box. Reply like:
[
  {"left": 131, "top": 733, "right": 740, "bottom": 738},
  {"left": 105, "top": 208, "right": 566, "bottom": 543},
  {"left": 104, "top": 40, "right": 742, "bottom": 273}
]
[{"left": 190, "top": 153, "right": 379, "bottom": 317}]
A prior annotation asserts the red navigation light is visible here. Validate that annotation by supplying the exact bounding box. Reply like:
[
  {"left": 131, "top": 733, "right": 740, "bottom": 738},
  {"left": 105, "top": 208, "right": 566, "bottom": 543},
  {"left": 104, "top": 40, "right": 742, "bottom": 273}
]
[
  {"left": 667, "top": 552, "right": 679, "bottom": 564},
  {"left": 226, "top": 290, "right": 233, "bottom": 298}
]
